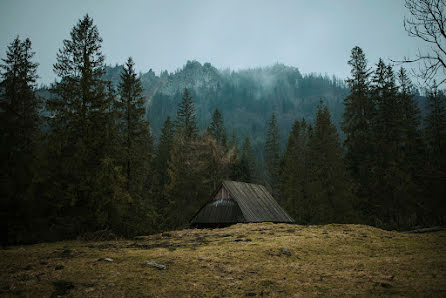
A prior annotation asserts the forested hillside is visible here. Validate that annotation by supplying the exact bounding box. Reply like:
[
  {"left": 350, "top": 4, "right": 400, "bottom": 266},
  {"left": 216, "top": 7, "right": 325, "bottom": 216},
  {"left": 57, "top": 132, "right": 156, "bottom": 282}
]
[{"left": 104, "top": 61, "right": 348, "bottom": 158}]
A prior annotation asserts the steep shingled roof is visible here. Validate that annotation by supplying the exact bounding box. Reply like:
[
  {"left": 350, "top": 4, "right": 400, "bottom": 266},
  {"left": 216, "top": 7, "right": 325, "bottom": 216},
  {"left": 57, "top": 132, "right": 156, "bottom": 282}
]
[{"left": 191, "top": 181, "right": 294, "bottom": 224}]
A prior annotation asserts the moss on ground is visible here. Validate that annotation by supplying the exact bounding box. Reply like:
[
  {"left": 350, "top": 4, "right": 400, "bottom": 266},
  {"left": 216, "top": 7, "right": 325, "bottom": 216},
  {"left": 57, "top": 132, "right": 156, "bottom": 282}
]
[{"left": 1, "top": 223, "right": 445, "bottom": 297}]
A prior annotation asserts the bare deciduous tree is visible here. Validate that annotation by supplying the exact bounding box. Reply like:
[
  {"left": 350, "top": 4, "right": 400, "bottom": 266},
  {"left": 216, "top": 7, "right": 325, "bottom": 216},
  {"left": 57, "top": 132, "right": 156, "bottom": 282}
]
[{"left": 399, "top": 0, "right": 446, "bottom": 86}]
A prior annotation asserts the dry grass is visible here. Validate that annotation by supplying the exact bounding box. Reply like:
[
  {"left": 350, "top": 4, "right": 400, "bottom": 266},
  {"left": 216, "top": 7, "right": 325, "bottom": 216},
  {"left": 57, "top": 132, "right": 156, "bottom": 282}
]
[{"left": 1, "top": 223, "right": 445, "bottom": 297}]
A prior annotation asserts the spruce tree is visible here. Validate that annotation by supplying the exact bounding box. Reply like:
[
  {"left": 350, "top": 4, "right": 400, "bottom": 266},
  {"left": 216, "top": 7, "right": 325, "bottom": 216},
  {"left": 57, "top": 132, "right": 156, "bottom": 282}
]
[
  {"left": 209, "top": 108, "right": 227, "bottom": 147},
  {"left": 0, "top": 36, "right": 40, "bottom": 244},
  {"left": 280, "top": 119, "right": 305, "bottom": 218},
  {"left": 176, "top": 88, "right": 198, "bottom": 140},
  {"left": 230, "top": 136, "right": 258, "bottom": 183},
  {"left": 46, "top": 15, "right": 121, "bottom": 236},
  {"left": 154, "top": 116, "right": 175, "bottom": 188},
  {"left": 307, "top": 103, "right": 357, "bottom": 224},
  {"left": 242, "top": 136, "right": 257, "bottom": 182},
  {"left": 398, "top": 67, "right": 423, "bottom": 172},
  {"left": 152, "top": 116, "right": 175, "bottom": 227},
  {"left": 264, "top": 113, "right": 281, "bottom": 197},
  {"left": 164, "top": 89, "right": 204, "bottom": 229},
  {"left": 229, "top": 130, "right": 242, "bottom": 181},
  {"left": 342, "top": 46, "right": 374, "bottom": 196},
  {"left": 423, "top": 81, "right": 446, "bottom": 225},
  {"left": 425, "top": 81, "right": 446, "bottom": 166},
  {"left": 371, "top": 60, "right": 417, "bottom": 227},
  {"left": 202, "top": 132, "right": 233, "bottom": 190},
  {"left": 118, "top": 57, "right": 152, "bottom": 194},
  {"left": 397, "top": 68, "right": 426, "bottom": 224},
  {"left": 117, "top": 57, "right": 154, "bottom": 236}
]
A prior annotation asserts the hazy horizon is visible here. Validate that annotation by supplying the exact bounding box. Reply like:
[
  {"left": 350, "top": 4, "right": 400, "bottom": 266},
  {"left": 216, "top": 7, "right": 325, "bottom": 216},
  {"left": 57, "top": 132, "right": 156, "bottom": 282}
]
[{"left": 1, "top": 0, "right": 428, "bottom": 86}]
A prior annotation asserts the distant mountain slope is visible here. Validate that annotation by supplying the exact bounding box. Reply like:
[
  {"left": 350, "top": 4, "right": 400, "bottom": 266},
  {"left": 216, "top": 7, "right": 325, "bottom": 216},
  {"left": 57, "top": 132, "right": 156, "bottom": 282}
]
[{"left": 105, "top": 61, "right": 349, "bottom": 158}]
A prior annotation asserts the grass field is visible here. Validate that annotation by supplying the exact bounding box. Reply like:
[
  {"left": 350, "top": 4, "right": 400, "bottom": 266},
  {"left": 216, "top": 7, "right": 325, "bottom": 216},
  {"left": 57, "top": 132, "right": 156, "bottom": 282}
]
[{"left": 1, "top": 223, "right": 445, "bottom": 297}]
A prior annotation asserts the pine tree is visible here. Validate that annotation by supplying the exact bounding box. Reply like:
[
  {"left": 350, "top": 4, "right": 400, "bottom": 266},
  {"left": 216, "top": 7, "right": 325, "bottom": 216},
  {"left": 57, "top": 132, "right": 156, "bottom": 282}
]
[
  {"left": 164, "top": 89, "right": 204, "bottom": 229},
  {"left": 425, "top": 81, "right": 446, "bottom": 167},
  {"left": 395, "top": 67, "right": 425, "bottom": 226},
  {"left": 372, "top": 60, "right": 400, "bottom": 146},
  {"left": 240, "top": 136, "right": 257, "bottom": 183},
  {"left": 280, "top": 119, "right": 306, "bottom": 218},
  {"left": 117, "top": 57, "right": 152, "bottom": 194},
  {"left": 423, "top": 81, "right": 446, "bottom": 225},
  {"left": 307, "top": 103, "right": 357, "bottom": 224},
  {"left": 164, "top": 135, "right": 212, "bottom": 229},
  {"left": 370, "top": 60, "right": 418, "bottom": 227},
  {"left": 202, "top": 132, "right": 234, "bottom": 191},
  {"left": 46, "top": 15, "right": 121, "bottom": 236},
  {"left": 264, "top": 113, "right": 280, "bottom": 197},
  {"left": 117, "top": 57, "right": 154, "bottom": 236},
  {"left": 154, "top": 116, "right": 175, "bottom": 188},
  {"left": 176, "top": 88, "right": 198, "bottom": 140},
  {"left": 152, "top": 116, "right": 175, "bottom": 228},
  {"left": 229, "top": 130, "right": 242, "bottom": 181},
  {"left": 0, "top": 36, "right": 40, "bottom": 244},
  {"left": 342, "top": 46, "right": 374, "bottom": 199},
  {"left": 208, "top": 108, "right": 227, "bottom": 147},
  {"left": 398, "top": 67, "right": 423, "bottom": 172},
  {"left": 232, "top": 136, "right": 257, "bottom": 183}
]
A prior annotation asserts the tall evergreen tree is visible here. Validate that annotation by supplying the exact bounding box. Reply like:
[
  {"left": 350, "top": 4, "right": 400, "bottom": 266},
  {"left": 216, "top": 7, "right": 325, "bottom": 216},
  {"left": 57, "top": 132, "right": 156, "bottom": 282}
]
[
  {"left": 118, "top": 57, "right": 152, "bottom": 193},
  {"left": 117, "top": 57, "right": 154, "bottom": 236},
  {"left": 342, "top": 46, "right": 374, "bottom": 197},
  {"left": 0, "top": 36, "right": 40, "bottom": 244},
  {"left": 208, "top": 108, "right": 227, "bottom": 147},
  {"left": 46, "top": 15, "right": 123, "bottom": 236},
  {"left": 152, "top": 116, "right": 175, "bottom": 229},
  {"left": 279, "top": 119, "right": 309, "bottom": 219},
  {"left": 395, "top": 67, "right": 426, "bottom": 225},
  {"left": 232, "top": 136, "right": 257, "bottom": 183},
  {"left": 154, "top": 116, "right": 175, "bottom": 188},
  {"left": 425, "top": 81, "right": 446, "bottom": 166},
  {"left": 307, "top": 103, "right": 357, "bottom": 224},
  {"left": 202, "top": 132, "right": 234, "bottom": 191},
  {"left": 264, "top": 113, "right": 281, "bottom": 197},
  {"left": 229, "top": 130, "right": 242, "bottom": 181},
  {"left": 370, "top": 60, "right": 419, "bottom": 227},
  {"left": 371, "top": 60, "right": 400, "bottom": 147},
  {"left": 240, "top": 136, "right": 257, "bottom": 183},
  {"left": 423, "top": 81, "right": 446, "bottom": 225},
  {"left": 397, "top": 68, "right": 423, "bottom": 169},
  {"left": 164, "top": 89, "right": 205, "bottom": 229},
  {"left": 176, "top": 88, "right": 198, "bottom": 140}
]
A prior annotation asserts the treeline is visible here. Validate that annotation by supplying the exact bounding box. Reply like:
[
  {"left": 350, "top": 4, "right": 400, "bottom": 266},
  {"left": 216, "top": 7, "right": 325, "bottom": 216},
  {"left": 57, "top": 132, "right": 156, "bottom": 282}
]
[
  {"left": 341, "top": 47, "right": 446, "bottom": 228},
  {"left": 276, "top": 47, "right": 446, "bottom": 229},
  {"left": 1, "top": 16, "right": 445, "bottom": 245},
  {"left": 0, "top": 16, "right": 258, "bottom": 244}
]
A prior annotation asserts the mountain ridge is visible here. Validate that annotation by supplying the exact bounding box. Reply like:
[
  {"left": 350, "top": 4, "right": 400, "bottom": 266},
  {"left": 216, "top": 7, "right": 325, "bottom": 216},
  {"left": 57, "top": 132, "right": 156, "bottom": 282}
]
[{"left": 104, "top": 61, "right": 348, "bottom": 154}]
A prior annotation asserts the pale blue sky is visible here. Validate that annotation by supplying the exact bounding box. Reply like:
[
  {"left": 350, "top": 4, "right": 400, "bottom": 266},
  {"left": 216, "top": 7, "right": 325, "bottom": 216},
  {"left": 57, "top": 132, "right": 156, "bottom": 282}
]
[{"left": 1, "top": 0, "right": 427, "bottom": 85}]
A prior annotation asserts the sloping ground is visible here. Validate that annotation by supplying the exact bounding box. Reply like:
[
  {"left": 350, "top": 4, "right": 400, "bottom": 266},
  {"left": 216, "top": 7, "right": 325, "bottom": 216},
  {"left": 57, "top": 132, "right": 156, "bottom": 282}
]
[{"left": 1, "top": 223, "right": 445, "bottom": 297}]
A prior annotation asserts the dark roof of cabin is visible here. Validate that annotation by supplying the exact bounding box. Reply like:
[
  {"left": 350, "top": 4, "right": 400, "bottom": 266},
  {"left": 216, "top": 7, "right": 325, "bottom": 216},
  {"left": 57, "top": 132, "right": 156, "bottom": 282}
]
[{"left": 191, "top": 180, "right": 294, "bottom": 224}]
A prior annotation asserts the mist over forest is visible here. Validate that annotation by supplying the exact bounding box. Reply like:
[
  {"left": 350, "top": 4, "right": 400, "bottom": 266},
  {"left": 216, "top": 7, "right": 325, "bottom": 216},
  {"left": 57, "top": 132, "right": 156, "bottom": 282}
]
[{"left": 104, "top": 61, "right": 349, "bottom": 158}]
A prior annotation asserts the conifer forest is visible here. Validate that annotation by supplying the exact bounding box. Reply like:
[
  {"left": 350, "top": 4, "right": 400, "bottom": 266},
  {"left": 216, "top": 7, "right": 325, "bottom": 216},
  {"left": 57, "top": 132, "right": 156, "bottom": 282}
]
[{"left": 1, "top": 0, "right": 446, "bottom": 246}]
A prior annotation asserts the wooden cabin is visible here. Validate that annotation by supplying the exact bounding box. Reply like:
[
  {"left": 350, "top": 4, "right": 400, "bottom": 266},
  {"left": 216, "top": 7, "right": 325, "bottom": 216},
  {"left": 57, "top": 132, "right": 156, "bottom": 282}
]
[{"left": 191, "top": 180, "right": 294, "bottom": 227}]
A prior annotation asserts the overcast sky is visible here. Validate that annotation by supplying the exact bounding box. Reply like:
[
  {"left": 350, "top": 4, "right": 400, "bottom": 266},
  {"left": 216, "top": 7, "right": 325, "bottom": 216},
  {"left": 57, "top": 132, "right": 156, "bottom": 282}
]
[{"left": 1, "top": 0, "right": 428, "bottom": 86}]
